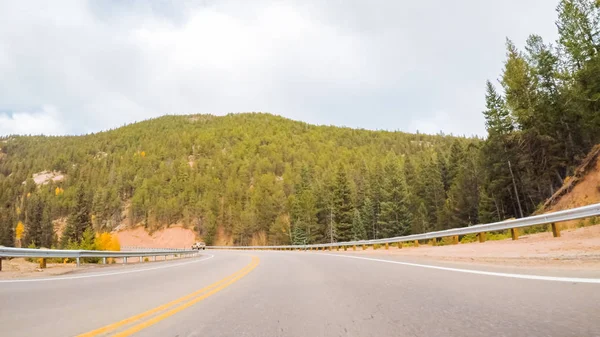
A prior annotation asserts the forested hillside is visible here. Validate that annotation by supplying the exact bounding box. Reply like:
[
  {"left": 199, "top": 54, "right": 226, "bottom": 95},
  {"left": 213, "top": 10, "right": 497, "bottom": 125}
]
[
  {"left": 0, "top": 113, "right": 481, "bottom": 247},
  {"left": 0, "top": 0, "right": 599, "bottom": 248}
]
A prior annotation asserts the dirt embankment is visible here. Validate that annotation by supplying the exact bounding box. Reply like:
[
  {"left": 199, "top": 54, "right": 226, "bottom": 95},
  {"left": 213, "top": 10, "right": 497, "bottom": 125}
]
[
  {"left": 544, "top": 144, "right": 600, "bottom": 212},
  {"left": 343, "top": 225, "right": 600, "bottom": 269},
  {"left": 114, "top": 226, "right": 197, "bottom": 249},
  {"left": 0, "top": 258, "right": 77, "bottom": 279}
]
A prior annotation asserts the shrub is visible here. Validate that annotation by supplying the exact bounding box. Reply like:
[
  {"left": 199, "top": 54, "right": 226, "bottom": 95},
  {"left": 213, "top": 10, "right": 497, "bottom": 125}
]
[
  {"left": 487, "top": 230, "right": 511, "bottom": 241},
  {"left": 460, "top": 234, "right": 477, "bottom": 243},
  {"left": 523, "top": 224, "right": 548, "bottom": 235},
  {"left": 26, "top": 242, "right": 37, "bottom": 263}
]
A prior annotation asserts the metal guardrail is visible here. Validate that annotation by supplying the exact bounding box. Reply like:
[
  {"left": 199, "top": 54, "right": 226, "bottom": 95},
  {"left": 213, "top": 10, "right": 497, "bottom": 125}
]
[
  {"left": 208, "top": 203, "right": 600, "bottom": 250},
  {"left": 0, "top": 246, "right": 200, "bottom": 269}
]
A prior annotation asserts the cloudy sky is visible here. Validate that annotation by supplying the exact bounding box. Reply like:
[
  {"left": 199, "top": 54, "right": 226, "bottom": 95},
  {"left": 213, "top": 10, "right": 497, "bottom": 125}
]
[{"left": 0, "top": 0, "right": 559, "bottom": 137}]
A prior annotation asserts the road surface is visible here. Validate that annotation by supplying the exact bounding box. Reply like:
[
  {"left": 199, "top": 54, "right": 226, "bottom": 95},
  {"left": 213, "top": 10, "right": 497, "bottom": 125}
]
[{"left": 1, "top": 250, "right": 599, "bottom": 337}]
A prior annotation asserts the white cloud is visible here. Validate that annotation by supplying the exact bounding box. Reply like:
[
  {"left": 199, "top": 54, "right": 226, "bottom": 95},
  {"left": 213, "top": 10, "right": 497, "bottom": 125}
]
[
  {"left": 0, "top": 106, "right": 63, "bottom": 136},
  {"left": 0, "top": 0, "right": 560, "bottom": 136}
]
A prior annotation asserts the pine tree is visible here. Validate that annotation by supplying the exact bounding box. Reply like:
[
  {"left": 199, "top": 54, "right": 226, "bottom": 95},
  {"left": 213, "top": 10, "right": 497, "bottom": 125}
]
[
  {"left": 351, "top": 208, "right": 367, "bottom": 240},
  {"left": 61, "top": 185, "right": 92, "bottom": 247},
  {"left": 443, "top": 148, "right": 481, "bottom": 228},
  {"left": 483, "top": 80, "right": 513, "bottom": 136},
  {"left": 412, "top": 201, "right": 430, "bottom": 234},
  {"left": 291, "top": 223, "right": 307, "bottom": 245},
  {"left": 24, "top": 194, "right": 44, "bottom": 247},
  {"left": 378, "top": 158, "right": 411, "bottom": 237},
  {"left": 333, "top": 165, "right": 353, "bottom": 242},
  {"left": 418, "top": 157, "right": 445, "bottom": 230},
  {"left": 360, "top": 196, "right": 376, "bottom": 240}
]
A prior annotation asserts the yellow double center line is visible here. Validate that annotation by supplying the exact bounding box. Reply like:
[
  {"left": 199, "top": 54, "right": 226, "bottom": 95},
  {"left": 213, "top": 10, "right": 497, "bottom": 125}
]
[{"left": 77, "top": 256, "right": 260, "bottom": 337}]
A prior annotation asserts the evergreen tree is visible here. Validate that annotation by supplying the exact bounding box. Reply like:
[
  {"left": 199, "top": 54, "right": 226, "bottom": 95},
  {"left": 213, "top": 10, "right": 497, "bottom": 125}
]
[
  {"left": 351, "top": 208, "right": 367, "bottom": 240},
  {"left": 482, "top": 81, "right": 513, "bottom": 136},
  {"left": 61, "top": 185, "right": 92, "bottom": 247},
  {"left": 360, "top": 196, "right": 376, "bottom": 240},
  {"left": 333, "top": 165, "right": 353, "bottom": 242},
  {"left": 378, "top": 158, "right": 411, "bottom": 237},
  {"left": 412, "top": 201, "right": 430, "bottom": 234},
  {"left": 418, "top": 157, "right": 445, "bottom": 230},
  {"left": 24, "top": 194, "right": 44, "bottom": 247}
]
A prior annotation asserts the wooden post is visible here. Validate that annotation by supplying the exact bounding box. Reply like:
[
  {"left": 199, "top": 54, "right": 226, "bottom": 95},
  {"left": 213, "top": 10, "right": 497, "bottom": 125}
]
[
  {"left": 0, "top": 258, "right": 2, "bottom": 271},
  {"left": 478, "top": 232, "right": 486, "bottom": 243},
  {"left": 414, "top": 240, "right": 419, "bottom": 247},
  {"left": 373, "top": 244, "right": 378, "bottom": 250},
  {"left": 362, "top": 244, "right": 367, "bottom": 250},
  {"left": 452, "top": 236, "right": 459, "bottom": 245},
  {"left": 511, "top": 228, "right": 519, "bottom": 240},
  {"left": 397, "top": 242, "right": 402, "bottom": 249},
  {"left": 343, "top": 246, "right": 347, "bottom": 251},
  {"left": 551, "top": 223, "right": 561, "bottom": 237},
  {"left": 336, "top": 246, "right": 340, "bottom": 251},
  {"left": 352, "top": 245, "right": 356, "bottom": 251},
  {"left": 39, "top": 258, "right": 47, "bottom": 269},
  {"left": 385, "top": 243, "right": 389, "bottom": 250}
]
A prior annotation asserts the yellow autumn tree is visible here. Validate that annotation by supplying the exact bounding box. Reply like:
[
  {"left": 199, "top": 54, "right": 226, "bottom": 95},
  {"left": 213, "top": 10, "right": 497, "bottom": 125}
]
[
  {"left": 15, "top": 221, "right": 24, "bottom": 240},
  {"left": 15, "top": 221, "right": 25, "bottom": 248},
  {"left": 95, "top": 232, "right": 121, "bottom": 251}
]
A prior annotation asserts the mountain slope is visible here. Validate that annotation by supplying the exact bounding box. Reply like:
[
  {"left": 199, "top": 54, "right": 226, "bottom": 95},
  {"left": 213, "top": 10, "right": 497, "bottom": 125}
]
[{"left": 0, "top": 113, "right": 480, "bottom": 247}]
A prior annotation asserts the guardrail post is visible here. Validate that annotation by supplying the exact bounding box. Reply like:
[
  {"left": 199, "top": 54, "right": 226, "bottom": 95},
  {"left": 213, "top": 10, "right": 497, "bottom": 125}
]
[
  {"left": 385, "top": 243, "right": 389, "bottom": 250},
  {"left": 39, "top": 258, "right": 47, "bottom": 269},
  {"left": 551, "top": 223, "right": 561, "bottom": 237},
  {"left": 511, "top": 228, "right": 519, "bottom": 240},
  {"left": 362, "top": 244, "right": 366, "bottom": 250},
  {"left": 478, "top": 232, "right": 486, "bottom": 243},
  {"left": 452, "top": 236, "right": 459, "bottom": 245},
  {"left": 352, "top": 245, "right": 356, "bottom": 251},
  {"left": 343, "top": 245, "right": 347, "bottom": 251},
  {"left": 140, "top": 256, "right": 143, "bottom": 263},
  {"left": 336, "top": 246, "right": 340, "bottom": 251},
  {"left": 124, "top": 257, "right": 127, "bottom": 264},
  {"left": 414, "top": 240, "right": 419, "bottom": 247},
  {"left": 373, "top": 244, "right": 378, "bottom": 250},
  {"left": 328, "top": 246, "right": 332, "bottom": 251},
  {"left": 153, "top": 256, "right": 157, "bottom": 262},
  {"left": 0, "top": 258, "right": 2, "bottom": 271},
  {"left": 76, "top": 257, "right": 81, "bottom": 267},
  {"left": 102, "top": 257, "right": 107, "bottom": 265},
  {"left": 397, "top": 242, "right": 402, "bottom": 249}
]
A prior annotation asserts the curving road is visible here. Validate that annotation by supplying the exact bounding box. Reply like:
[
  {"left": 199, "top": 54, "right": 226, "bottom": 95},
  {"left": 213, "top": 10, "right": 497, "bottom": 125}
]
[{"left": 1, "top": 250, "right": 599, "bottom": 337}]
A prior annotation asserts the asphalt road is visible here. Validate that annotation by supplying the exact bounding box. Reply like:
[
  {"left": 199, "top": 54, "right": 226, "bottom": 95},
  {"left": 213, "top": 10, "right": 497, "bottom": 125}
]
[{"left": 1, "top": 250, "right": 599, "bottom": 337}]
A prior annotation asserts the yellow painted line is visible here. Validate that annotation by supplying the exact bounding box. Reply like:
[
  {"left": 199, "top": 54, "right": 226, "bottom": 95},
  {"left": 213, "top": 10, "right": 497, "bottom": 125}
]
[
  {"left": 112, "top": 257, "right": 259, "bottom": 337},
  {"left": 77, "top": 256, "right": 259, "bottom": 337}
]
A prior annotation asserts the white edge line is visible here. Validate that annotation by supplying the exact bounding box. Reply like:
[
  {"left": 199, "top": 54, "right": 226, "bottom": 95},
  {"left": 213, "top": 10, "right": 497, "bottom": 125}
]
[
  {"left": 0, "top": 254, "right": 215, "bottom": 283},
  {"left": 321, "top": 253, "right": 600, "bottom": 284}
]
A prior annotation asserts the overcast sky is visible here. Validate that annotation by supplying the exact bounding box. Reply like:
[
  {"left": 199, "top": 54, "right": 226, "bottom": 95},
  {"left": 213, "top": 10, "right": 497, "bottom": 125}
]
[{"left": 0, "top": 0, "right": 559, "bottom": 137}]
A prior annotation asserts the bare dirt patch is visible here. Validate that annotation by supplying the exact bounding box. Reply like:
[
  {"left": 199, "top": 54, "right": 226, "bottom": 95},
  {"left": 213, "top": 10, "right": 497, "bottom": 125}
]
[
  {"left": 338, "top": 225, "right": 600, "bottom": 270},
  {"left": 0, "top": 258, "right": 77, "bottom": 279},
  {"left": 115, "top": 225, "right": 196, "bottom": 249}
]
